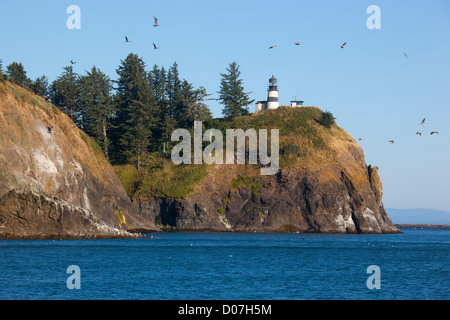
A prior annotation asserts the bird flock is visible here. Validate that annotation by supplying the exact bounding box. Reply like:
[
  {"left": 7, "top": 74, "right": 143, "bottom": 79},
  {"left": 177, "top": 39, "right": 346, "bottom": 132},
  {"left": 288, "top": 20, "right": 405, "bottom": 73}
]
[
  {"left": 358, "top": 117, "right": 439, "bottom": 145},
  {"left": 125, "top": 16, "right": 161, "bottom": 48},
  {"left": 69, "top": 15, "right": 441, "bottom": 144}
]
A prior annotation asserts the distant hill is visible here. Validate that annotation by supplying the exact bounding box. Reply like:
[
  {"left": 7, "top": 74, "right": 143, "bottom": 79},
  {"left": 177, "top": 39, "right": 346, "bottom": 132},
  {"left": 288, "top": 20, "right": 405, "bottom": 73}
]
[{"left": 386, "top": 208, "right": 450, "bottom": 225}]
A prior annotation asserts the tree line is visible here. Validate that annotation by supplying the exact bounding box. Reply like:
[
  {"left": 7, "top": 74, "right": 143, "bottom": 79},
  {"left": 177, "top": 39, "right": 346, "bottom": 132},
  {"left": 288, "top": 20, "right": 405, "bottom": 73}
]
[{"left": 0, "top": 56, "right": 254, "bottom": 169}]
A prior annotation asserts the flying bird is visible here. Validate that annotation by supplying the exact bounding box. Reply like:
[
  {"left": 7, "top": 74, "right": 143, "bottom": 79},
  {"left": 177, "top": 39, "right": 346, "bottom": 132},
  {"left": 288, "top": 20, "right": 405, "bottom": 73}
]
[
  {"left": 430, "top": 131, "right": 439, "bottom": 135},
  {"left": 389, "top": 140, "right": 395, "bottom": 144},
  {"left": 125, "top": 36, "right": 131, "bottom": 43},
  {"left": 153, "top": 43, "right": 160, "bottom": 49},
  {"left": 70, "top": 60, "right": 76, "bottom": 64},
  {"left": 269, "top": 45, "right": 276, "bottom": 49},
  {"left": 403, "top": 53, "right": 408, "bottom": 59},
  {"left": 340, "top": 42, "right": 347, "bottom": 49},
  {"left": 416, "top": 131, "right": 422, "bottom": 136},
  {"left": 153, "top": 16, "right": 160, "bottom": 27},
  {"left": 358, "top": 137, "right": 364, "bottom": 141},
  {"left": 294, "top": 41, "right": 301, "bottom": 45},
  {"left": 48, "top": 126, "right": 54, "bottom": 133},
  {"left": 420, "top": 118, "right": 426, "bottom": 125}
]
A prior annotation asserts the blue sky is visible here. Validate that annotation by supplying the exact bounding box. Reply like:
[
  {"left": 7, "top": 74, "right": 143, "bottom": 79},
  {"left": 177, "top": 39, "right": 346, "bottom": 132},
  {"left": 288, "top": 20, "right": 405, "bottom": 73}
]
[{"left": 1, "top": 0, "right": 449, "bottom": 211}]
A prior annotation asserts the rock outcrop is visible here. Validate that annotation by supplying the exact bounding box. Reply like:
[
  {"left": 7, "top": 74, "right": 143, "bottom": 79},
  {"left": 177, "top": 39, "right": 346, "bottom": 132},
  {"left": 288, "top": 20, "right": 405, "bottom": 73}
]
[
  {"left": 0, "top": 81, "right": 157, "bottom": 238},
  {"left": 134, "top": 107, "right": 400, "bottom": 234}
]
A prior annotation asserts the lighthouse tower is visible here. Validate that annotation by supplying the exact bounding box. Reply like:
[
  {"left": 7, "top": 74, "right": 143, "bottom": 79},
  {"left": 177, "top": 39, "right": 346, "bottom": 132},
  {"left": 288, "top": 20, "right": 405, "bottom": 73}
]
[{"left": 267, "top": 75, "right": 279, "bottom": 109}]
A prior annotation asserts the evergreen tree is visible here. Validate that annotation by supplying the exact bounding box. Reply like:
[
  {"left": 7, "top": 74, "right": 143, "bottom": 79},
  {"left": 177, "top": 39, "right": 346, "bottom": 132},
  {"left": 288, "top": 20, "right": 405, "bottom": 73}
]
[
  {"left": 113, "top": 53, "right": 158, "bottom": 170},
  {"left": 78, "top": 66, "right": 115, "bottom": 159},
  {"left": 181, "top": 81, "right": 212, "bottom": 127},
  {"left": 149, "top": 64, "right": 168, "bottom": 110},
  {"left": 317, "top": 110, "right": 336, "bottom": 128},
  {"left": 161, "top": 116, "right": 177, "bottom": 156},
  {"left": 50, "top": 66, "right": 80, "bottom": 124},
  {"left": 218, "top": 61, "right": 254, "bottom": 119},
  {"left": 149, "top": 64, "right": 175, "bottom": 152},
  {"left": 0, "top": 59, "right": 5, "bottom": 81},
  {"left": 166, "top": 62, "right": 183, "bottom": 122},
  {"left": 30, "top": 75, "right": 49, "bottom": 100},
  {"left": 6, "top": 62, "right": 31, "bottom": 89}
]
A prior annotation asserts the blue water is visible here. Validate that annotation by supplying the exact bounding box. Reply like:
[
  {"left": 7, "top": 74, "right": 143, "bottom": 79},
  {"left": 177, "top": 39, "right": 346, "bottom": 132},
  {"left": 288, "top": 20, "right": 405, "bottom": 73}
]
[{"left": 0, "top": 229, "right": 448, "bottom": 300}]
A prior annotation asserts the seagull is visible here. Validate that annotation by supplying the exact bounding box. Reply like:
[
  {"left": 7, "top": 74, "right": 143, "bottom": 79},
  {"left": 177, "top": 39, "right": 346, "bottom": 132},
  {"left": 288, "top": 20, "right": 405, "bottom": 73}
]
[
  {"left": 389, "top": 140, "right": 394, "bottom": 144},
  {"left": 48, "top": 126, "right": 54, "bottom": 133},
  {"left": 153, "top": 43, "right": 160, "bottom": 49},
  {"left": 420, "top": 118, "right": 426, "bottom": 125},
  {"left": 153, "top": 16, "right": 160, "bottom": 27},
  {"left": 70, "top": 60, "right": 76, "bottom": 64},
  {"left": 403, "top": 53, "right": 408, "bottom": 59},
  {"left": 430, "top": 131, "right": 439, "bottom": 135},
  {"left": 416, "top": 131, "right": 422, "bottom": 136},
  {"left": 269, "top": 45, "right": 276, "bottom": 49},
  {"left": 125, "top": 36, "right": 131, "bottom": 43},
  {"left": 340, "top": 42, "right": 347, "bottom": 49},
  {"left": 294, "top": 41, "right": 301, "bottom": 45}
]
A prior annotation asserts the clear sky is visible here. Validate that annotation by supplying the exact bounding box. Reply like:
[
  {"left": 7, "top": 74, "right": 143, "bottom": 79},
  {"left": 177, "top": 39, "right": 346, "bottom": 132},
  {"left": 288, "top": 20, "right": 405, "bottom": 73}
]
[{"left": 1, "top": 0, "right": 449, "bottom": 211}]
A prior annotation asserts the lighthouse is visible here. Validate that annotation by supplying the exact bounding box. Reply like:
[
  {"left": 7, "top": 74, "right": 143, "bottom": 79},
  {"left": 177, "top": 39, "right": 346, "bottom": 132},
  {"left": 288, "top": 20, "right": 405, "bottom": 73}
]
[
  {"left": 267, "top": 75, "right": 279, "bottom": 109},
  {"left": 255, "top": 75, "right": 280, "bottom": 113}
]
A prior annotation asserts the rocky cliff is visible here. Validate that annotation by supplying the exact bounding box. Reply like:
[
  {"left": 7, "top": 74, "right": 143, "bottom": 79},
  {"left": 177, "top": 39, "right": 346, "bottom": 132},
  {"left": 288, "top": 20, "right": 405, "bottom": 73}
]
[
  {"left": 129, "top": 107, "right": 400, "bottom": 233},
  {"left": 0, "top": 81, "right": 157, "bottom": 238}
]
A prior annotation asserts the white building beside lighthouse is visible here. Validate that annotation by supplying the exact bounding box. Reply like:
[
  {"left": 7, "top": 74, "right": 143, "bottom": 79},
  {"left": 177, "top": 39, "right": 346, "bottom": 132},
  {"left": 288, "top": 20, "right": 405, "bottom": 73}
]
[{"left": 255, "top": 75, "right": 279, "bottom": 113}]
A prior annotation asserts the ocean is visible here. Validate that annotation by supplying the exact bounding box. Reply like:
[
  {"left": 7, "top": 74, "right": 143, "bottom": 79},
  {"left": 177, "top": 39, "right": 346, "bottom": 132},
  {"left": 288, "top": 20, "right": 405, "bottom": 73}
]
[{"left": 0, "top": 229, "right": 448, "bottom": 300}]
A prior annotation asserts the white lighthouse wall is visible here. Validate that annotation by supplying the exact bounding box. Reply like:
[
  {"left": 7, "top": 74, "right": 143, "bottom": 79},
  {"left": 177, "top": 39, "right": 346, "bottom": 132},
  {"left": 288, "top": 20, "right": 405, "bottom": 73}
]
[{"left": 267, "top": 101, "right": 279, "bottom": 109}]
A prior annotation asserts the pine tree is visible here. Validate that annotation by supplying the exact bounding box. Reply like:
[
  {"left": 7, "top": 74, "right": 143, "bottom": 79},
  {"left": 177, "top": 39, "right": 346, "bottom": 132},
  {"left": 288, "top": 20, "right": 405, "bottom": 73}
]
[
  {"left": 149, "top": 64, "right": 168, "bottom": 109},
  {"left": 78, "top": 66, "right": 115, "bottom": 159},
  {"left": 50, "top": 66, "right": 80, "bottom": 124},
  {"left": 0, "top": 59, "right": 5, "bottom": 81},
  {"left": 30, "top": 75, "right": 49, "bottom": 100},
  {"left": 218, "top": 62, "right": 254, "bottom": 119},
  {"left": 181, "top": 81, "right": 212, "bottom": 126},
  {"left": 6, "top": 62, "right": 31, "bottom": 89},
  {"left": 166, "top": 62, "right": 183, "bottom": 122},
  {"left": 114, "top": 53, "right": 158, "bottom": 170}
]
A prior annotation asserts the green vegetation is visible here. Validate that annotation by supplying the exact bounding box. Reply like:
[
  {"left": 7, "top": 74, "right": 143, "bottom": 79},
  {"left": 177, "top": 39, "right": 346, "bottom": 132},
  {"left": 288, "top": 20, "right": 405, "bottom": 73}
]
[
  {"left": 218, "top": 61, "right": 254, "bottom": 119},
  {"left": 114, "top": 157, "right": 210, "bottom": 199},
  {"left": 77, "top": 67, "right": 114, "bottom": 160},
  {"left": 231, "top": 176, "right": 263, "bottom": 196},
  {"left": 317, "top": 110, "right": 336, "bottom": 128}
]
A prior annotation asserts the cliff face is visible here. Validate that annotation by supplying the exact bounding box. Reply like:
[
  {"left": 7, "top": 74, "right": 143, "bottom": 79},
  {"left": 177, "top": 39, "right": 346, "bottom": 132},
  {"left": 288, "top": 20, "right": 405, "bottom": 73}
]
[
  {"left": 135, "top": 107, "right": 399, "bottom": 233},
  {"left": 0, "top": 82, "right": 157, "bottom": 238}
]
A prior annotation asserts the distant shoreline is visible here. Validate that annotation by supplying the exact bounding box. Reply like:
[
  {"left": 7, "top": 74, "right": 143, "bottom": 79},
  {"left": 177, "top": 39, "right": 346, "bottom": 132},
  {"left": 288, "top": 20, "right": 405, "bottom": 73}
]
[{"left": 395, "top": 224, "right": 450, "bottom": 230}]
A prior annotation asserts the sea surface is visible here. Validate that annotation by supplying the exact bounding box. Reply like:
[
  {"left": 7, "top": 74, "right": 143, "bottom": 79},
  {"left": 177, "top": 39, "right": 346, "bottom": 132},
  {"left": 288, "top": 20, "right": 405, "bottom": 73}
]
[{"left": 0, "top": 229, "right": 448, "bottom": 300}]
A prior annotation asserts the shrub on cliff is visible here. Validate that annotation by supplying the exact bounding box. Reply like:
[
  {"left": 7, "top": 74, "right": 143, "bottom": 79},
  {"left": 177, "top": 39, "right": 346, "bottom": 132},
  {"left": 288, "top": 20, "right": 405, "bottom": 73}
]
[{"left": 317, "top": 111, "right": 336, "bottom": 128}]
